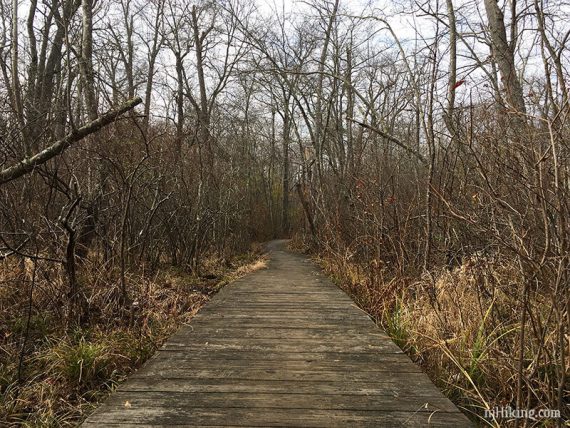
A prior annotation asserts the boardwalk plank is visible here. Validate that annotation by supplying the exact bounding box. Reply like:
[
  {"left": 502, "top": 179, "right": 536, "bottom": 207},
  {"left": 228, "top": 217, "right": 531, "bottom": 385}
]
[
  {"left": 130, "top": 369, "right": 433, "bottom": 382},
  {"left": 116, "top": 378, "right": 449, "bottom": 397},
  {"left": 92, "top": 391, "right": 462, "bottom": 412},
  {"left": 84, "top": 407, "right": 470, "bottom": 427},
  {"left": 150, "top": 350, "right": 418, "bottom": 363}
]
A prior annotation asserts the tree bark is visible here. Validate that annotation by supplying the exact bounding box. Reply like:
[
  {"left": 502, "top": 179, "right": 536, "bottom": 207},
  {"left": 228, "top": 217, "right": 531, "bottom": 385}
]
[
  {"left": 445, "top": 0, "right": 457, "bottom": 134},
  {"left": 191, "top": 5, "right": 213, "bottom": 148},
  {"left": 11, "top": 0, "right": 25, "bottom": 151},
  {"left": 143, "top": 0, "right": 164, "bottom": 133},
  {"left": 80, "top": 0, "right": 98, "bottom": 120},
  {"left": 483, "top": 0, "right": 526, "bottom": 115},
  {"left": 282, "top": 97, "right": 291, "bottom": 236},
  {"left": 313, "top": 0, "right": 340, "bottom": 180}
]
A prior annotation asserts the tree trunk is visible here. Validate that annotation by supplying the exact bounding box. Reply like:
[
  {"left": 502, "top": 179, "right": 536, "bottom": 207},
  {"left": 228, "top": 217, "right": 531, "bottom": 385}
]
[
  {"left": 483, "top": 0, "right": 526, "bottom": 116},
  {"left": 80, "top": 0, "right": 98, "bottom": 120},
  {"left": 282, "top": 98, "right": 291, "bottom": 237},
  {"left": 445, "top": 0, "right": 457, "bottom": 135}
]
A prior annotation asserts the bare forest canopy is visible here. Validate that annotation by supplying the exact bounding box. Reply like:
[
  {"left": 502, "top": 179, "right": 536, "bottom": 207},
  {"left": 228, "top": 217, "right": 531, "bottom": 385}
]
[{"left": 0, "top": 0, "right": 569, "bottom": 425}]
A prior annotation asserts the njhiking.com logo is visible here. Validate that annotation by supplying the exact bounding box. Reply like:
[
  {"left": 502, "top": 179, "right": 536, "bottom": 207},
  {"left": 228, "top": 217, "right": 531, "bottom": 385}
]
[{"left": 484, "top": 406, "right": 561, "bottom": 421}]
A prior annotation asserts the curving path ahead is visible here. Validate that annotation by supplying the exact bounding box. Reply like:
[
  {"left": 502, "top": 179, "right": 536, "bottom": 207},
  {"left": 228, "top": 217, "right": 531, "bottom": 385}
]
[{"left": 82, "top": 240, "right": 472, "bottom": 427}]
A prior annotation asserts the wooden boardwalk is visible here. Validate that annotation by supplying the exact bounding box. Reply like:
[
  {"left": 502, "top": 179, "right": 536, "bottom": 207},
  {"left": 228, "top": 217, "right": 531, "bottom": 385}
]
[{"left": 82, "top": 240, "right": 472, "bottom": 427}]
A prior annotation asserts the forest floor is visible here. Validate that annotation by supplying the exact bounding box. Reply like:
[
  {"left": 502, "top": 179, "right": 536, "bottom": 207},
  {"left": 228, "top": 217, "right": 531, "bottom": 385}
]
[{"left": 0, "top": 246, "right": 267, "bottom": 427}]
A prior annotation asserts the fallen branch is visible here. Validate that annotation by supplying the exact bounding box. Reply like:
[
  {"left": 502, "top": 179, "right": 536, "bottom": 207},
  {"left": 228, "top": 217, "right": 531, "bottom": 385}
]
[
  {"left": 0, "top": 97, "right": 142, "bottom": 185},
  {"left": 347, "top": 117, "right": 428, "bottom": 166}
]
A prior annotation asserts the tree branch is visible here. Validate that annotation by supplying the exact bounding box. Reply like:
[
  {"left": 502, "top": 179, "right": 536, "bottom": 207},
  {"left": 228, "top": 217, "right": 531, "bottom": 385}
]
[
  {"left": 347, "top": 117, "right": 428, "bottom": 166},
  {"left": 0, "top": 97, "right": 142, "bottom": 185}
]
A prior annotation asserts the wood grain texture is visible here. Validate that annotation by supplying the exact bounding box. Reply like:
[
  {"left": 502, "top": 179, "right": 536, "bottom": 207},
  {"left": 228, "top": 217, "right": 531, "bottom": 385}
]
[{"left": 81, "top": 240, "right": 473, "bottom": 427}]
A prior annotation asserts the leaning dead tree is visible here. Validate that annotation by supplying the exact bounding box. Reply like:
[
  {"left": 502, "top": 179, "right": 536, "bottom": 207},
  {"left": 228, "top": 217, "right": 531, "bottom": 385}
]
[{"left": 0, "top": 98, "right": 142, "bottom": 185}]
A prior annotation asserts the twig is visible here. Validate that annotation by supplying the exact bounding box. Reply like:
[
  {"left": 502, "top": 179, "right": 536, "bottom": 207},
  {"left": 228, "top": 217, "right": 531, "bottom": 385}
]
[{"left": 347, "top": 117, "right": 428, "bottom": 166}]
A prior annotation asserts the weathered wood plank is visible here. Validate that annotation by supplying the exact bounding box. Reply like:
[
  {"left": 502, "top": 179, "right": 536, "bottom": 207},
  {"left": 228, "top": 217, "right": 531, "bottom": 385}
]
[
  {"left": 149, "top": 350, "right": 419, "bottom": 363},
  {"left": 135, "top": 357, "right": 423, "bottom": 373},
  {"left": 95, "top": 391, "right": 462, "bottom": 413},
  {"left": 84, "top": 407, "right": 470, "bottom": 427},
  {"left": 130, "top": 368, "right": 432, "bottom": 382},
  {"left": 81, "top": 239, "right": 472, "bottom": 427},
  {"left": 160, "top": 342, "right": 402, "bottom": 354},
  {"left": 167, "top": 331, "right": 390, "bottom": 342},
  {"left": 168, "top": 326, "right": 389, "bottom": 336},
  {"left": 117, "top": 378, "right": 447, "bottom": 397}
]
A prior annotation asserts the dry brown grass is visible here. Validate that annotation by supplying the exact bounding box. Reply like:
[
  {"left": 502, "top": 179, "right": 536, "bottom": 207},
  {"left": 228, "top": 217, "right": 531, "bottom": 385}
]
[{"left": 233, "top": 257, "right": 268, "bottom": 277}]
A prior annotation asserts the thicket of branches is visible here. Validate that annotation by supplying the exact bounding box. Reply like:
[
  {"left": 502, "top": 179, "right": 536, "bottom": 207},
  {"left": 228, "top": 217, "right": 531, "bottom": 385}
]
[
  {"left": 0, "top": 0, "right": 568, "bottom": 425},
  {"left": 0, "top": 0, "right": 279, "bottom": 324}
]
